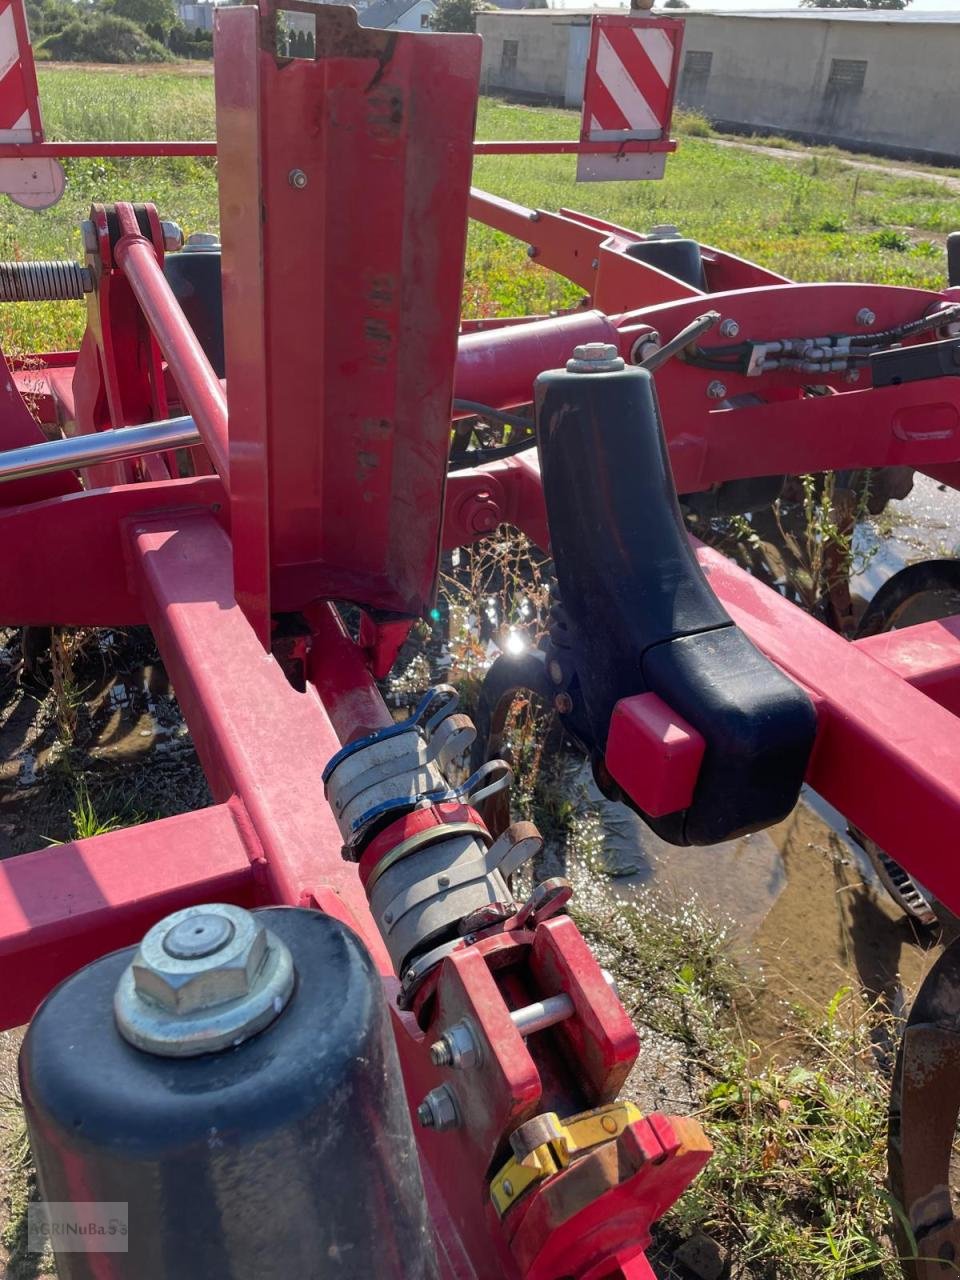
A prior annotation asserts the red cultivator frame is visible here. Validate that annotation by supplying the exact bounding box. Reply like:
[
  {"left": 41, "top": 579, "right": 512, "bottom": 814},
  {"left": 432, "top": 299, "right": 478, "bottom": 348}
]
[{"left": 4, "top": 4, "right": 960, "bottom": 1278}]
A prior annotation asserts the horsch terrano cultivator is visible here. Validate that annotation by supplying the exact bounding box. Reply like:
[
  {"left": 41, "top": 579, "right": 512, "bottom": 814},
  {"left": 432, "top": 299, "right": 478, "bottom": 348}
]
[{"left": 1, "top": 2, "right": 960, "bottom": 1276}]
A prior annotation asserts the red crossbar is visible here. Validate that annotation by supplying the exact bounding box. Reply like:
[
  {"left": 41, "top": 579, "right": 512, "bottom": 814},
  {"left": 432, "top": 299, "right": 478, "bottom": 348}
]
[{"left": 0, "top": 801, "right": 259, "bottom": 1028}]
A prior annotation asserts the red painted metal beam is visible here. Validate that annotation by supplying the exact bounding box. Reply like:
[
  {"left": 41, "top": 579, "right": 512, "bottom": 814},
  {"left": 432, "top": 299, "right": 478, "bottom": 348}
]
[
  {"left": 855, "top": 617, "right": 960, "bottom": 718},
  {"left": 694, "top": 545, "right": 960, "bottom": 914},
  {"left": 0, "top": 141, "right": 217, "bottom": 157},
  {"left": 0, "top": 477, "right": 224, "bottom": 626},
  {"left": 0, "top": 800, "right": 259, "bottom": 1030},
  {"left": 473, "top": 140, "right": 674, "bottom": 156},
  {"left": 129, "top": 512, "right": 392, "bottom": 970}
]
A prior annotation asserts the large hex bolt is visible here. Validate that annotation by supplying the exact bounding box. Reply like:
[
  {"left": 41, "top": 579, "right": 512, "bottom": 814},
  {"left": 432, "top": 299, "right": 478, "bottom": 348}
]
[
  {"left": 160, "top": 220, "right": 184, "bottom": 253},
  {"left": 429, "top": 1019, "right": 482, "bottom": 1070},
  {"left": 114, "top": 902, "right": 295, "bottom": 1057},
  {"left": 566, "top": 342, "right": 625, "bottom": 375}
]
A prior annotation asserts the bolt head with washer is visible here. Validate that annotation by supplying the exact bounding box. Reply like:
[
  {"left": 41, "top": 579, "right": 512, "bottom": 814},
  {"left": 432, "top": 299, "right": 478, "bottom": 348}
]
[
  {"left": 288, "top": 168, "right": 308, "bottom": 190},
  {"left": 114, "top": 902, "right": 295, "bottom": 1058},
  {"left": 566, "top": 342, "right": 625, "bottom": 374}
]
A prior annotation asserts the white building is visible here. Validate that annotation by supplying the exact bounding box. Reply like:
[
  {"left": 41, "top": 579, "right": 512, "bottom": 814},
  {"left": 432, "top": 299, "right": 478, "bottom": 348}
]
[{"left": 358, "top": 0, "right": 437, "bottom": 31}]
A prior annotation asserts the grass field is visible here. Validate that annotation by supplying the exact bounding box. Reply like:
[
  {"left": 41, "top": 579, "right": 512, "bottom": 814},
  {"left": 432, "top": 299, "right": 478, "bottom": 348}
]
[{"left": 1, "top": 64, "right": 956, "bottom": 353}]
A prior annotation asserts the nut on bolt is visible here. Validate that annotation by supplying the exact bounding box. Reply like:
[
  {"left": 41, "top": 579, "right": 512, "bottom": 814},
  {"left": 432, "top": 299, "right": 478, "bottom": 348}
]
[
  {"left": 417, "top": 1084, "right": 460, "bottom": 1131},
  {"left": 706, "top": 380, "right": 728, "bottom": 400},
  {"left": 719, "top": 318, "right": 740, "bottom": 338},
  {"left": 288, "top": 168, "right": 308, "bottom": 190},
  {"left": 566, "top": 342, "right": 625, "bottom": 374},
  {"left": 856, "top": 307, "right": 876, "bottom": 327},
  {"left": 114, "top": 902, "right": 295, "bottom": 1057},
  {"left": 429, "top": 1019, "right": 482, "bottom": 1070},
  {"left": 160, "top": 221, "right": 183, "bottom": 253}
]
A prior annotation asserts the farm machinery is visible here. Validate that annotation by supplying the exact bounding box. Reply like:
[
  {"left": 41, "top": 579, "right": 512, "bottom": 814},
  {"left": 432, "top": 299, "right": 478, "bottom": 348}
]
[{"left": 2, "top": 1, "right": 960, "bottom": 1276}]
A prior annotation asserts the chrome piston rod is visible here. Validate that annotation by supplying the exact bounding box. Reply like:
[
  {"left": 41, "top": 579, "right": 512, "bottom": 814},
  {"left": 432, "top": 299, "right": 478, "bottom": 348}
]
[{"left": 0, "top": 416, "right": 201, "bottom": 485}]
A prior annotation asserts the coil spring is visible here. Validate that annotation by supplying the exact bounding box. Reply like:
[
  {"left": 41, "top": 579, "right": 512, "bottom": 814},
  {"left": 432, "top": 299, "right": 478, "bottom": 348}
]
[{"left": 0, "top": 261, "right": 92, "bottom": 302}]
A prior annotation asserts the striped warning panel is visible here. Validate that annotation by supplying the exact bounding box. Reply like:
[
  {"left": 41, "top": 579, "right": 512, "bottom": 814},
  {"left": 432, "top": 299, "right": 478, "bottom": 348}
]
[
  {"left": 582, "top": 17, "right": 681, "bottom": 142},
  {"left": 0, "top": 0, "right": 37, "bottom": 143}
]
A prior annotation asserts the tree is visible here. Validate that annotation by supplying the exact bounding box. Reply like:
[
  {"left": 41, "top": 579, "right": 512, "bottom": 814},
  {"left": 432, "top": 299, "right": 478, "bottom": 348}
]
[
  {"left": 104, "top": 0, "right": 177, "bottom": 36},
  {"left": 800, "top": 0, "right": 909, "bottom": 9},
  {"left": 42, "top": 13, "right": 172, "bottom": 61},
  {"left": 429, "top": 0, "right": 481, "bottom": 34}
]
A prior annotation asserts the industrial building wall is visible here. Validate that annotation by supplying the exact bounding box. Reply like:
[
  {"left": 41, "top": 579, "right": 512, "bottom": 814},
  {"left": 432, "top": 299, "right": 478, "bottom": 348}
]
[
  {"left": 478, "top": 11, "right": 960, "bottom": 165},
  {"left": 676, "top": 14, "right": 960, "bottom": 162},
  {"left": 477, "top": 13, "right": 578, "bottom": 105}
]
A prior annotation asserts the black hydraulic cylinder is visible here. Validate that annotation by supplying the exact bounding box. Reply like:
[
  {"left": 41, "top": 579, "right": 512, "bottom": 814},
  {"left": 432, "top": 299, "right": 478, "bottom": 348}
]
[
  {"left": 535, "top": 361, "right": 816, "bottom": 845},
  {"left": 20, "top": 908, "right": 439, "bottom": 1280},
  {"left": 948, "top": 231, "right": 960, "bottom": 288},
  {"left": 163, "top": 244, "right": 225, "bottom": 377}
]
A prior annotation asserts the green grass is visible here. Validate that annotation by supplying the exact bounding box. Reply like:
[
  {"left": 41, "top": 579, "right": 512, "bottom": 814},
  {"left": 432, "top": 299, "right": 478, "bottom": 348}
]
[
  {"left": 1, "top": 70, "right": 956, "bottom": 353},
  {"left": 578, "top": 901, "right": 902, "bottom": 1279}
]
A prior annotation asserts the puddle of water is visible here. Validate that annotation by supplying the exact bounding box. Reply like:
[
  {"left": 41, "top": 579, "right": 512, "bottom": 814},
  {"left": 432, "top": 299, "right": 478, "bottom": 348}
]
[{"left": 852, "top": 473, "right": 960, "bottom": 605}]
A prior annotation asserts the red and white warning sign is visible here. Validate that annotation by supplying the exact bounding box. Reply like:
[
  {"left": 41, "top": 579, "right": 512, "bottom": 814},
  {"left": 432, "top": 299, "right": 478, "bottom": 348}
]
[
  {"left": 578, "top": 15, "right": 682, "bottom": 183},
  {"left": 0, "top": 0, "right": 65, "bottom": 207},
  {"left": 0, "top": 0, "right": 41, "bottom": 144}
]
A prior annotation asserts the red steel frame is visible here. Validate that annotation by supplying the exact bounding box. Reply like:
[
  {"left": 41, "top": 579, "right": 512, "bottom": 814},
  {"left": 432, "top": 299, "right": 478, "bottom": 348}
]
[{"left": 3, "top": 2, "right": 960, "bottom": 1274}]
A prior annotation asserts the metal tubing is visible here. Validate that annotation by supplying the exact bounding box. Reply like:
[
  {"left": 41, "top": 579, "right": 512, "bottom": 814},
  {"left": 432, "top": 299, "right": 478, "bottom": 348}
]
[
  {"left": 456, "top": 310, "right": 619, "bottom": 409},
  {"left": 114, "top": 235, "right": 230, "bottom": 485},
  {"left": 511, "top": 992, "right": 574, "bottom": 1037},
  {"left": 0, "top": 140, "right": 662, "bottom": 161},
  {"left": 0, "top": 141, "right": 217, "bottom": 158},
  {"left": 0, "top": 417, "right": 199, "bottom": 485},
  {"left": 510, "top": 970, "right": 617, "bottom": 1037}
]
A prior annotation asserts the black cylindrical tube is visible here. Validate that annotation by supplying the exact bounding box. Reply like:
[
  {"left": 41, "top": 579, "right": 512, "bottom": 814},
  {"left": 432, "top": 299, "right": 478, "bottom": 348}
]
[
  {"left": 20, "top": 908, "right": 439, "bottom": 1280},
  {"left": 163, "top": 245, "right": 225, "bottom": 377}
]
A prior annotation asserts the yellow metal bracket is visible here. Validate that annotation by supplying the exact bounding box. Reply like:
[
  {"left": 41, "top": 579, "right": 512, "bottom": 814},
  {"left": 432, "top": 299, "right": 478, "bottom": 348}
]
[{"left": 489, "top": 1101, "right": 643, "bottom": 1218}]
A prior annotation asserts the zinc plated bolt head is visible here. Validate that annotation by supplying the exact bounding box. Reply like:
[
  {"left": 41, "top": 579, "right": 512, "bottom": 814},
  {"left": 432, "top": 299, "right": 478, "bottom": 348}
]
[
  {"left": 433, "top": 1019, "right": 481, "bottom": 1070},
  {"left": 160, "top": 221, "right": 183, "bottom": 253},
  {"left": 856, "top": 307, "right": 876, "bottom": 327},
  {"left": 719, "top": 318, "right": 740, "bottom": 338},
  {"left": 566, "top": 342, "right": 625, "bottom": 374},
  {"left": 114, "top": 903, "right": 295, "bottom": 1057},
  {"left": 288, "top": 168, "right": 308, "bottom": 190},
  {"left": 706, "top": 380, "right": 728, "bottom": 400},
  {"left": 131, "top": 904, "right": 266, "bottom": 1014}
]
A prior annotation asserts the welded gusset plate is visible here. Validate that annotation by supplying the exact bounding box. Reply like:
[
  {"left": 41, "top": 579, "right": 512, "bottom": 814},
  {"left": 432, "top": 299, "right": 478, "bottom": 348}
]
[{"left": 889, "top": 939, "right": 960, "bottom": 1279}]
